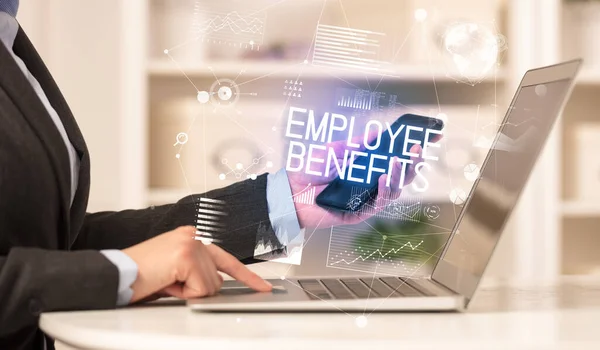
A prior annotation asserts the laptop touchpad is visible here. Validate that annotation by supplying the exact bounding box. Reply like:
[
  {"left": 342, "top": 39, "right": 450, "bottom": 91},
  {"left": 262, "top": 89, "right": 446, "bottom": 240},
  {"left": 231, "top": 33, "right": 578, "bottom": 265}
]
[{"left": 219, "top": 285, "right": 287, "bottom": 296}]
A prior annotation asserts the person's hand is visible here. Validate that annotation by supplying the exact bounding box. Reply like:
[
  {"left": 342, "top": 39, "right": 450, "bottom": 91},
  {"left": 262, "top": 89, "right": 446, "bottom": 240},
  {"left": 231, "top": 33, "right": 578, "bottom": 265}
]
[
  {"left": 122, "top": 226, "right": 272, "bottom": 303},
  {"left": 288, "top": 133, "right": 441, "bottom": 229}
]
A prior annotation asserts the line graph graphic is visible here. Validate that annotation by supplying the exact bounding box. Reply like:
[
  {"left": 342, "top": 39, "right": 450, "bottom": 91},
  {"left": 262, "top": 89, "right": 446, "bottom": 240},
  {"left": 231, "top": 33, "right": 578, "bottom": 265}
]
[
  {"left": 327, "top": 225, "right": 427, "bottom": 275},
  {"left": 472, "top": 104, "right": 538, "bottom": 151},
  {"left": 330, "top": 241, "right": 423, "bottom": 266},
  {"left": 191, "top": 6, "right": 267, "bottom": 50},
  {"left": 218, "top": 149, "right": 274, "bottom": 181}
]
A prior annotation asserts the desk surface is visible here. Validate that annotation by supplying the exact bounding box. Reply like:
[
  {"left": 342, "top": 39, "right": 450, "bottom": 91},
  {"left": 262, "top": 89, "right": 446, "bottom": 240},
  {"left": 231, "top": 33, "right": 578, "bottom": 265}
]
[{"left": 41, "top": 277, "right": 600, "bottom": 350}]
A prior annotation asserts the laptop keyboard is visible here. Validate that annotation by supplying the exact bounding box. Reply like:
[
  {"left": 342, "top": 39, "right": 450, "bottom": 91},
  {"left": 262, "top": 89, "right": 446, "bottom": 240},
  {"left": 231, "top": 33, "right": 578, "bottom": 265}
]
[{"left": 297, "top": 277, "right": 434, "bottom": 300}]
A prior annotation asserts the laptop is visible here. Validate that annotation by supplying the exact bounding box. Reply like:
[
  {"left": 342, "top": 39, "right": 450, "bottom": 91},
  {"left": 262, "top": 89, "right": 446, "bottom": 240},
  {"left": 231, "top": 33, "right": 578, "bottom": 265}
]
[{"left": 189, "top": 59, "right": 582, "bottom": 312}]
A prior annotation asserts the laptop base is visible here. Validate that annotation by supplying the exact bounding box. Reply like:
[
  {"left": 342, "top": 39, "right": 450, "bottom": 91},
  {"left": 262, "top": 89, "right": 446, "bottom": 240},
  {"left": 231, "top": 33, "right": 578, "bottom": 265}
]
[{"left": 188, "top": 278, "right": 465, "bottom": 312}]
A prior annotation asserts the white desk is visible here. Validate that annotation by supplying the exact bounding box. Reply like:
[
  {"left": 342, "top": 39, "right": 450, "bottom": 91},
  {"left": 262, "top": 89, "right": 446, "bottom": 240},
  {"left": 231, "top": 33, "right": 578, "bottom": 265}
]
[{"left": 40, "top": 277, "right": 600, "bottom": 350}]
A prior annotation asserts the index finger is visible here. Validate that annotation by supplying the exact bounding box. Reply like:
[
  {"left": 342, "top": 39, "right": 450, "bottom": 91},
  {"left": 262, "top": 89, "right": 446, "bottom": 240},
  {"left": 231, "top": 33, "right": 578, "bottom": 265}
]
[{"left": 207, "top": 245, "right": 273, "bottom": 292}]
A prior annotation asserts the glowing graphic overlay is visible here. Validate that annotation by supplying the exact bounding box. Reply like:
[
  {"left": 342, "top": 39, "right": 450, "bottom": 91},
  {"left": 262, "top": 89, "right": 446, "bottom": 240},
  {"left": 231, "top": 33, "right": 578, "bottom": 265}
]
[
  {"left": 463, "top": 163, "right": 480, "bottom": 182},
  {"left": 284, "top": 107, "right": 443, "bottom": 193},
  {"left": 197, "top": 91, "right": 210, "bottom": 104},
  {"left": 349, "top": 187, "right": 423, "bottom": 221},
  {"left": 449, "top": 188, "right": 468, "bottom": 206},
  {"left": 173, "top": 132, "right": 189, "bottom": 146},
  {"left": 473, "top": 105, "right": 539, "bottom": 151},
  {"left": 283, "top": 79, "right": 303, "bottom": 99},
  {"left": 441, "top": 22, "right": 507, "bottom": 85},
  {"left": 160, "top": 0, "right": 509, "bottom": 320},
  {"left": 291, "top": 184, "right": 316, "bottom": 205},
  {"left": 210, "top": 78, "right": 240, "bottom": 107},
  {"left": 335, "top": 88, "right": 397, "bottom": 112},
  {"left": 191, "top": 2, "right": 267, "bottom": 51},
  {"left": 195, "top": 197, "right": 227, "bottom": 244},
  {"left": 327, "top": 225, "right": 426, "bottom": 276},
  {"left": 422, "top": 204, "right": 441, "bottom": 220},
  {"left": 218, "top": 151, "right": 274, "bottom": 181},
  {"left": 312, "top": 24, "right": 387, "bottom": 72}
]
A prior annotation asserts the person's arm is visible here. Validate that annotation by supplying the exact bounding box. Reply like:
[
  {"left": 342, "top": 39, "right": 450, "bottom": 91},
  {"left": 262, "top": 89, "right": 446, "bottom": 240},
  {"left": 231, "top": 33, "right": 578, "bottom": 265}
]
[
  {"left": 0, "top": 248, "right": 119, "bottom": 337},
  {"left": 72, "top": 174, "right": 282, "bottom": 263}
]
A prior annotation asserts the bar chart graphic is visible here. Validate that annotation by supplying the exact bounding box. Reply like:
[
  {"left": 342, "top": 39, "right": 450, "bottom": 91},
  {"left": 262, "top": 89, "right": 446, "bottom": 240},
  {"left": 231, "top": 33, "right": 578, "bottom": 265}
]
[
  {"left": 335, "top": 88, "right": 385, "bottom": 111},
  {"left": 195, "top": 197, "right": 227, "bottom": 244},
  {"left": 312, "top": 24, "right": 386, "bottom": 72},
  {"left": 292, "top": 186, "right": 316, "bottom": 205}
]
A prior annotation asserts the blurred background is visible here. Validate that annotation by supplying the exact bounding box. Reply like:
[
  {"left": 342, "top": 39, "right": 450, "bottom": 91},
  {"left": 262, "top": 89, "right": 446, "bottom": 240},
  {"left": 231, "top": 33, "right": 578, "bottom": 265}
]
[{"left": 14, "top": 0, "right": 600, "bottom": 284}]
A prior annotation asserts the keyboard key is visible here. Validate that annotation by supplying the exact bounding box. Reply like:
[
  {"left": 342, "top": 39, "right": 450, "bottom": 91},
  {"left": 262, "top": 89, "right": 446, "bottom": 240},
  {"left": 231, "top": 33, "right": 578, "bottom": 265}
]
[
  {"left": 380, "top": 277, "right": 424, "bottom": 297},
  {"left": 321, "top": 279, "right": 355, "bottom": 299},
  {"left": 359, "top": 278, "right": 402, "bottom": 298},
  {"left": 298, "top": 279, "right": 332, "bottom": 300},
  {"left": 340, "top": 279, "right": 375, "bottom": 298},
  {"left": 405, "top": 279, "right": 452, "bottom": 296}
]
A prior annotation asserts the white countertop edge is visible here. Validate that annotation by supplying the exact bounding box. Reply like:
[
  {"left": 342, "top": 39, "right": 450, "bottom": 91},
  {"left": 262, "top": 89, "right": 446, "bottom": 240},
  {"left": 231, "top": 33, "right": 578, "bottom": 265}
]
[{"left": 40, "top": 312, "right": 591, "bottom": 350}]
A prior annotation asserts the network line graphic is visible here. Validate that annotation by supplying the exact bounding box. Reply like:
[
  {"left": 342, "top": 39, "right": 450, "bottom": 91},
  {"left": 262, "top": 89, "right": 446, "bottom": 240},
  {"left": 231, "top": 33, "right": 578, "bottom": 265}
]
[{"left": 218, "top": 150, "right": 275, "bottom": 181}]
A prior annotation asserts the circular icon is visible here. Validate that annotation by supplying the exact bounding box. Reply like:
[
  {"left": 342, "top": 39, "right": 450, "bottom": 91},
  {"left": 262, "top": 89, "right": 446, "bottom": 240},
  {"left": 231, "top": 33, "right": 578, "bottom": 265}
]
[
  {"left": 197, "top": 91, "right": 210, "bottom": 104},
  {"left": 449, "top": 188, "right": 468, "bottom": 206},
  {"left": 388, "top": 202, "right": 404, "bottom": 216},
  {"left": 463, "top": 163, "right": 480, "bottom": 182},
  {"left": 347, "top": 195, "right": 363, "bottom": 211},
  {"left": 423, "top": 204, "right": 441, "bottom": 220},
  {"left": 218, "top": 86, "right": 233, "bottom": 101},
  {"left": 210, "top": 78, "right": 239, "bottom": 107},
  {"left": 173, "top": 132, "right": 188, "bottom": 146},
  {"left": 443, "top": 22, "right": 501, "bottom": 81}
]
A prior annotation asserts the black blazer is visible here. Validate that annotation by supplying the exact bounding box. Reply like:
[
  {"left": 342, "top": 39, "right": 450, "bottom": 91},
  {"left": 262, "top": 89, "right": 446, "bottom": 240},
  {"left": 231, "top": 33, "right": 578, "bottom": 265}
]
[{"left": 0, "top": 27, "right": 281, "bottom": 350}]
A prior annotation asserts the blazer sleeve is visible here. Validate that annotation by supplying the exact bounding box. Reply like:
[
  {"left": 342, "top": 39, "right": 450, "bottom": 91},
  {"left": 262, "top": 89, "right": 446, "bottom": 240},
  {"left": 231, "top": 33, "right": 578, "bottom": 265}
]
[
  {"left": 72, "top": 174, "right": 284, "bottom": 263},
  {"left": 0, "top": 248, "right": 119, "bottom": 337}
]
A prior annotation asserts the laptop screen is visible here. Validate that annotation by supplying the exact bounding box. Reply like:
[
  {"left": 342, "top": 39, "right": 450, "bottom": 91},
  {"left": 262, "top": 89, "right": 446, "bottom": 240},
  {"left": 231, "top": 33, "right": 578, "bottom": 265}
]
[{"left": 434, "top": 75, "right": 575, "bottom": 298}]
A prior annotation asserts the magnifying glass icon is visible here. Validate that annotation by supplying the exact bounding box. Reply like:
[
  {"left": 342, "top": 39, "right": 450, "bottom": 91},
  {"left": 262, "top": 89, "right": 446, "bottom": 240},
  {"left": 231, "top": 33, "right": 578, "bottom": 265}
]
[{"left": 173, "top": 132, "right": 189, "bottom": 146}]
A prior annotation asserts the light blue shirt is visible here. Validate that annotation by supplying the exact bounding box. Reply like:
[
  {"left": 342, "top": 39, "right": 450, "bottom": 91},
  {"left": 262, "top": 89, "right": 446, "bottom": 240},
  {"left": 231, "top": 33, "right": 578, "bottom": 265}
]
[{"left": 0, "top": 1, "right": 300, "bottom": 306}]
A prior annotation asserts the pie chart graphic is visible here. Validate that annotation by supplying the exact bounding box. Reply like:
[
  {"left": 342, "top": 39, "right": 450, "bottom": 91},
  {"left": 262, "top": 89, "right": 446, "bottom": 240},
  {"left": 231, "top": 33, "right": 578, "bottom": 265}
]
[
  {"left": 463, "top": 163, "right": 480, "bottom": 182},
  {"left": 449, "top": 188, "right": 468, "bottom": 206}
]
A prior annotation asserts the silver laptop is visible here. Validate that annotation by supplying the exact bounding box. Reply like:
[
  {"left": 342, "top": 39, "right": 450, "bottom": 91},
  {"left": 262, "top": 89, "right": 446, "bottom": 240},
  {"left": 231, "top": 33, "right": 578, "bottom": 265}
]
[{"left": 189, "top": 59, "right": 581, "bottom": 312}]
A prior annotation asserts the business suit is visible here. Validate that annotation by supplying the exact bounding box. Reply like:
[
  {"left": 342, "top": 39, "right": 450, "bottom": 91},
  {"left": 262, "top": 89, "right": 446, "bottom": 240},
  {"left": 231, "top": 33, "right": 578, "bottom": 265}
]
[{"left": 0, "top": 26, "right": 280, "bottom": 350}]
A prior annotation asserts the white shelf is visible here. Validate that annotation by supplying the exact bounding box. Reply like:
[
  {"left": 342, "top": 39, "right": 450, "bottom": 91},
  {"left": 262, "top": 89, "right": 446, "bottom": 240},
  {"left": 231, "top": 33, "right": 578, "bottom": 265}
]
[
  {"left": 562, "top": 200, "right": 600, "bottom": 217},
  {"left": 147, "top": 59, "right": 505, "bottom": 83}
]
